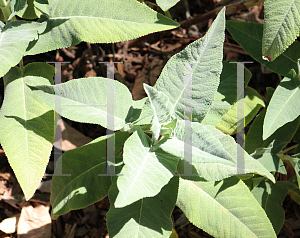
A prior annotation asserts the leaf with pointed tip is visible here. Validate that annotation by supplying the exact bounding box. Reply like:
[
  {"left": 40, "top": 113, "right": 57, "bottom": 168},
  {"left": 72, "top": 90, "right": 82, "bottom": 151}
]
[
  {"left": 115, "top": 127, "right": 179, "bottom": 207},
  {"left": 160, "top": 120, "right": 275, "bottom": 182},
  {"left": 0, "top": 21, "right": 46, "bottom": 78},
  {"left": 0, "top": 63, "right": 55, "bottom": 200},
  {"left": 176, "top": 177, "right": 276, "bottom": 237},
  {"left": 29, "top": 77, "right": 133, "bottom": 131},
  {"left": 25, "top": 0, "right": 179, "bottom": 55},
  {"left": 156, "top": 0, "right": 180, "bottom": 11},
  {"left": 263, "top": 69, "right": 300, "bottom": 140},
  {"left": 262, "top": 0, "right": 300, "bottom": 61},
  {"left": 107, "top": 175, "right": 179, "bottom": 238}
]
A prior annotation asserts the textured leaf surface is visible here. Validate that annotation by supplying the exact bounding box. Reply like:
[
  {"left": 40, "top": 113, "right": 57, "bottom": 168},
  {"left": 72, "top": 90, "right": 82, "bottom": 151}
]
[
  {"left": 0, "top": 21, "right": 45, "bottom": 78},
  {"left": 160, "top": 120, "right": 275, "bottom": 182},
  {"left": 263, "top": 69, "right": 300, "bottom": 140},
  {"left": 156, "top": 0, "right": 180, "bottom": 11},
  {"left": 107, "top": 176, "right": 179, "bottom": 238},
  {"left": 25, "top": 0, "right": 179, "bottom": 55},
  {"left": 216, "top": 86, "right": 265, "bottom": 135},
  {"left": 262, "top": 0, "right": 300, "bottom": 61},
  {"left": 251, "top": 180, "right": 295, "bottom": 234},
  {"left": 29, "top": 77, "right": 133, "bottom": 131},
  {"left": 226, "top": 20, "right": 300, "bottom": 76},
  {"left": 51, "top": 131, "right": 129, "bottom": 218},
  {"left": 0, "top": 63, "right": 55, "bottom": 199},
  {"left": 149, "top": 7, "right": 225, "bottom": 123},
  {"left": 176, "top": 177, "right": 276, "bottom": 238},
  {"left": 202, "top": 61, "right": 252, "bottom": 127},
  {"left": 115, "top": 127, "right": 179, "bottom": 207}
]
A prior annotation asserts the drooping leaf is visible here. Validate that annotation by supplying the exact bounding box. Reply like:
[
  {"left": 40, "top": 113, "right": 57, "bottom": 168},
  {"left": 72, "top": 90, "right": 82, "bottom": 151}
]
[
  {"left": 51, "top": 131, "right": 129, "bottom": 218},
  {"left": 226, "top": 20, "right": 300, "bottom": 76},
  {"left": 263, "top": 69, "right": 300, "bottom": 140},
  {"left": 0, "top": 63, "right": 55, "bottom": 200},
  {"left": 202, "top": 61, "right": 252, "bottom": 127},
  {"left": 251, "top": 180, "right": 296, "bottom": 234},
  {"left": 29, "top": 77, "right": 133, "bottom": 131},
  {"left": 107, "top": 175, "right": 179, "bottom": 238},
  {"left": 156, "top": 0, "right": 180, "bottom": 11},
  {"left": 262, "top": 0, "right": 300, "bottom": 61},
  {"left": 141, "top": 7, "right": 225, "bottom": 124},
  {"left": 0, "top": 21, "right": 46, "bottom": 78},
  {"left": 8, "top": 0, "right": 27, "bottom": 21},
  {"left": 160, "top": 120, "right": 275, "bottom": 182},
  {"left": 176, "top": 177, "right": 276, "bottom": 238},
  {"left": 115, "top": 127, "right": 179, "bottom": 207},
  {"left": 25, "top": 0, "right": 179, "bottom": 55},
  {"left": 216, "top": 86, "right": 265, "bottom": 135}
]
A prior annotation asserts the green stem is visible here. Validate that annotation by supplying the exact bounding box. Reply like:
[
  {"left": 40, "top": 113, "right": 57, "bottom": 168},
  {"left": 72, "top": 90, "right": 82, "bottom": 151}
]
[
  {"left": 280, "top": 144, "right": 298, "bottom": 154},
  {"left": 19, "top": 58, "right": 24, "bottom": 71},
  {"left": 0, "top": 0, "right": 12, "bottom": 22},
  {"left": 164, "top": 10, "right": 172, "bottom": 19}
]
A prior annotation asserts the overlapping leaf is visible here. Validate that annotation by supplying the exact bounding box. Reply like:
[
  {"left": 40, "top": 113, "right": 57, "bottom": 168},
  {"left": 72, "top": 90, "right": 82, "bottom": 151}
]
[
  {"left": 176, "top": 177, "right": 276, "bottom": 238},
  {"left": 29, "top": 77, "right": 133, "bottom": 131},
  {"left": 0, "top": 63, "right": 55, "bottom": 199},
  {"left": 263, "top": 0, "right": 300, "bottom": 61},
  {"left": 25, "top": 0, "right": 179, "bottom": 55},
  {"left": 51, "top": 131, "right": 129, "bottom": 218}
]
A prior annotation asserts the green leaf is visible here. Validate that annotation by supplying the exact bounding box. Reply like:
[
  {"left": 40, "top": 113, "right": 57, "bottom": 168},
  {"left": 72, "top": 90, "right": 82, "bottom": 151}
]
[
  {"left": 25, "top": 0, "right": 179, "bottom": 55},
  {"left": 226, "top": 20, "right": 300, "bottom": 76},
  {"left": 8, "top": 0, "right": 27, "bottom": 21},
  {"left": 115, "top": 127, "right": 179, "bottom": 207},
  {"left": 151, "top": 7, "right": 225, "bottom": 123},
  {"left": 280, "top": 154, "right": 300, "bottom": 189},
  {"left": 0, "top": 63, "right": 55, "bottom": 200},
  {"left": 156, "top": 0, "right": 180, "bottom": 11},
  {"left": 202, "top": 61, "right": 252, "bottom": 127},
  {"left": 216, "top": 86, "right": 265, "bottom": 135},
  {"left": 29, "top": 77, "right": 133, "bottom": 131},
  {"left": 176, "top": 177, "right": 276, "bottom": 238},
  {"left": 0, "top": 21, "right": 46, "bottom": 78},
  {"left": 143, "top": 84, "right": 173, "bottom": 140},
  {"left": 263, "top": 69, "right": 300, "bottom": 140},
  {"left": 262, "top": 0, "right": 300, "bottom": 61},
  {"left": 160, "top": 120, "right": 275, "bottom": 182},
  {"left": 251, "top": 180, "right": 296, "bottom": 234},
  {"left": 51, "top": 131, "right": 129, "bottom": 218},
  {"left": 107, "top": 175, "right": 179, "bottom": 238}
]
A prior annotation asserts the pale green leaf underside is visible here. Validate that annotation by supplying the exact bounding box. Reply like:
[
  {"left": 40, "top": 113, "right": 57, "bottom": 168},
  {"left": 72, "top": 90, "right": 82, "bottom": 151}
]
[
  {"left": 0, "top": 21, "right": 45, "bottom": 78},
  {"left": 107, "top": 176, "right": 179, "bottom": 238},
  {"left": 160, "top": 120, "right": 275, "bottom": 182},
  {"left": 263, "top": 69, "right": 300, "bottom": 140},
  {"left": 216, "top": 86, "right": 265, "bottom": 135},
  {"left": 262, "top": 0, "right": 300, "bottom": 61},
  {"left": 151, "top": 7, "right": 225, "bottom": 123},
  {"left": 156, "top": 0, "right": 180, "bottom": 11},
  {"left": 51, "top": 131, "right": 129, "bottom": 218},
  {"left": 115, "top": 128, "right": 179, "bottom": 207},
  {"left": 29, "top": 77, "right": 133, "bottom": 131},
  {"left": 176, "top": 177, "right": 276, "bottom": 238},
  {"left": 25, "top": 0, "right": 179, "bottom": 55},
  {"left": 0, "top": 63, "right": 55, "bottom": 200}
]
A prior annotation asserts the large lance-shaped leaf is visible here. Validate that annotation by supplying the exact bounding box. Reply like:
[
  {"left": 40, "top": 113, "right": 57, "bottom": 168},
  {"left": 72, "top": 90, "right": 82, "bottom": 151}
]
[
  {"left": 263, "top": 69, "right": 300, "bottom": 140},
  {"left": 262, "top": 0, "right": 300, "bottom": 61},
  {"left": 216, "top": 86, "right": 265, "bottom": 135},
  {"left": 0, "top": 63, "right": 55, "bottom": 200},
  {"left": 226, "top": 20, "right": 300, "bottom": 76},
  {"left": 107, "top": 175, "right": 179, "bottom": 238},
  {"left": 160, "top": 120, "right": 275, "bottom": 182},
  {"left": 25, "top": 0, "right": 179, "bottom": 55},
  {"left": 251, "top": 180, "right": 296, "bottom": 234},
  {"left": 176, "top": 177, "right": 277, "bottom": 238},
  {"left": 156, "top": 0, "right": 180, "bottom": 11},
  {"left": 142, "top": 7, "right": 225, "bottom": 123},
  {"left": 202, "top": 61, "right": 252, "bottom": 127},
  {"left": 115, "top": 127, "right": 179, "bottom": 207},
  {"left": 29, "top": 77, "right": 133, "bottom": 131},
  {"left": 0, "top": 20, "right": 46, "bottom": 78},
  {"left": 51, "top": 131, "right": 130, "bottom": 219}
]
